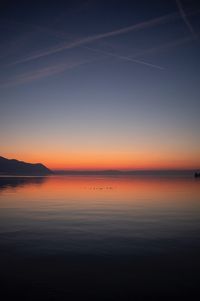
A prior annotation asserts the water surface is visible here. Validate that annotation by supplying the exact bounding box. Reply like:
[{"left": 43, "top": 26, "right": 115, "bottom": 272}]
[{"left": 0, "top": 176, "right": 200, "bottom": 300}]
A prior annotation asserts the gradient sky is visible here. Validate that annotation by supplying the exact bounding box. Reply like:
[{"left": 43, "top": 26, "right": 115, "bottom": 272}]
[{"left": 0, "top": 0, "right": 200, "bottom": 170}]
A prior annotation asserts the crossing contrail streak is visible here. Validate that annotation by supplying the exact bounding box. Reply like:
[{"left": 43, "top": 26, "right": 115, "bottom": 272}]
[
  {"left": 83, "top": 46, "right": 164, "bottom": 70},
  {"left": 175, "top": 0, "right": 196, "bottom": 38},
  {"left": 11, "top": 12, "right": 176, "bottom": 65}
]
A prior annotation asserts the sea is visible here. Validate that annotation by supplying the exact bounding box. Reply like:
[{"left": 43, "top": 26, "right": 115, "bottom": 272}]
[{"left": 0, "top": 175, "right": 200, "bottom": 300}]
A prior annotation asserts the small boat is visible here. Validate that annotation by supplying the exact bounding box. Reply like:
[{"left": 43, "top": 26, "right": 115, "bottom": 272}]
[{"left": 194, "top": 172, "right": 200, "bottom": 178}]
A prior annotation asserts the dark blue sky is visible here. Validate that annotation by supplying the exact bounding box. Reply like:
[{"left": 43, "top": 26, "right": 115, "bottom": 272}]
[{"left": 0, "top": 0, "right": 200, "bottom": 169}]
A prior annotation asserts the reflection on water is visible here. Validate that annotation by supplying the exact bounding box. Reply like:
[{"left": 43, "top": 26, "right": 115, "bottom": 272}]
[
  {"left": 0, "top": 176, "right": 47, "bottom": 190},
  {"left": 0, "top": 175, "right": 200, "bottom": 256}
]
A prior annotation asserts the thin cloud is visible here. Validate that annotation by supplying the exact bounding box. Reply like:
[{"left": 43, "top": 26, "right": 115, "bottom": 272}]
[
  {"left": 12, "top": 12, "right": 177, "bottom": 65},
  {"left": 175, "top": 0, "right": 196, "bottom": 38}
]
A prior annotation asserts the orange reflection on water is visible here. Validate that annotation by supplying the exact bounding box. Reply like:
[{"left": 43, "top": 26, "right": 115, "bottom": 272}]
[{"left": 0, "top": 176, "right": 199, "bottom": 210}]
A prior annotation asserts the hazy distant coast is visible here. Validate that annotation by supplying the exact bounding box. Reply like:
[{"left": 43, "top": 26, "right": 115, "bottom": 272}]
[{"left": 53, "top": 169, "right": 196, "bottom": 177}]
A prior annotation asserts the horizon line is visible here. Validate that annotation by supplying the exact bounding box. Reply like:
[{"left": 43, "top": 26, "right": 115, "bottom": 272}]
[{"left": 52, "top": 168, "right": 200, "bottom": 172}]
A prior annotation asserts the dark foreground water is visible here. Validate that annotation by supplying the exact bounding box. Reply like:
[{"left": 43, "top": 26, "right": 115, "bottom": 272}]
[{"left": 0, "top": 175, "right": 200, "bottom": 300}]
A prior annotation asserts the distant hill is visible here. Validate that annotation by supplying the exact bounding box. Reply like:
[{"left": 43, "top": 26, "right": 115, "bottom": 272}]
[
  {"left": 0, "top": 156, "right": 52, "bottom": 175},
  {"left": 54, "top": 169, "right": 123, "bottom": 175}
]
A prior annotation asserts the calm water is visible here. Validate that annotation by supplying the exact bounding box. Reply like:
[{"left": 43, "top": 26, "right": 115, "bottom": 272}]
[{"left": 0, "top": 175, "right": 200, "bottom": 300}]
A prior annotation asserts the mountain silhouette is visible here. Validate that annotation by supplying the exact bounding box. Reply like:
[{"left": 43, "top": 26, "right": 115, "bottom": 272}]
[{"left": 0, "top": 156, "right": 52, "bottom": 175}]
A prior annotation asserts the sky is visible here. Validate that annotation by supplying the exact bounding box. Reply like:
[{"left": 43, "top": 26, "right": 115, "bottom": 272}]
[{"left": 0, "top": 0, "right": 200, "bottom": 170}]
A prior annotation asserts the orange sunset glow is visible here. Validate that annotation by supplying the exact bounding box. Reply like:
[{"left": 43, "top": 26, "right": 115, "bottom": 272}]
[{"left": 2, "top": 149, "right": 200, "bottom": 170}]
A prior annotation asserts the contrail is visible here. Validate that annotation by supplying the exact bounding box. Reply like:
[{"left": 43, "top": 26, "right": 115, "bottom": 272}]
[
  {"left": 12, "top": 12, "right": 176, "bottom": 65},
  {"left": 5, "top": 8, "right": 199, "bottom": 71},
  {"left": 129, "top": 34, "right": 199, "bottom": 59},
  {"left": 3, "top": 16, "right": 164, "bottom": 72},
  {"left": 175, "top": 0, "right": 196, "bottom": 38},
  {"left": 0, "top": 58, "right": 95, "bottom": 88},
  {"left": 83, "top": 46, "right": 164, "bottom": 70}
]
